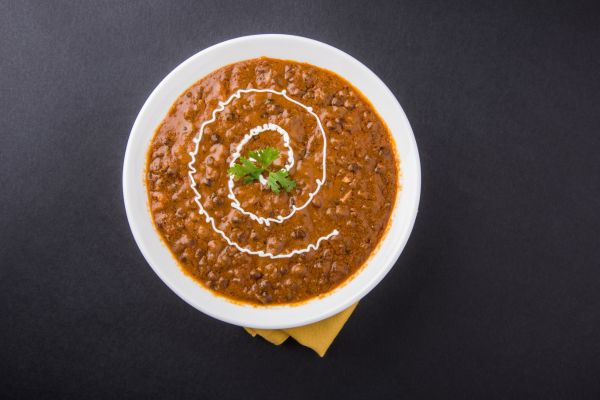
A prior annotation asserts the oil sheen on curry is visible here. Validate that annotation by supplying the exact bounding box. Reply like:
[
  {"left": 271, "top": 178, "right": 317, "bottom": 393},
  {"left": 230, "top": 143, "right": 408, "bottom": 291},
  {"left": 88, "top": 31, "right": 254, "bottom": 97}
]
[{"left": 146, "top": 57, "right": 399, "bottom": 305}]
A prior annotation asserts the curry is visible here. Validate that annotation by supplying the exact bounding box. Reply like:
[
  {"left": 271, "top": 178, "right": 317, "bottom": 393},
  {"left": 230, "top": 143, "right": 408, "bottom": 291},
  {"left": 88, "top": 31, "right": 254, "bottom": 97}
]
[{"left": 146, "top": 57, "right": 399, "bottom": 305}]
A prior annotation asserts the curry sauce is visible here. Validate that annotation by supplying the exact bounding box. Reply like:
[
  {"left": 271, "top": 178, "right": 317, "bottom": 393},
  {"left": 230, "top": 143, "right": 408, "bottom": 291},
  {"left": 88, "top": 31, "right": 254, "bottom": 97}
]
[{"left": 146, "top": 58, "right": 399, "bottom": 305}]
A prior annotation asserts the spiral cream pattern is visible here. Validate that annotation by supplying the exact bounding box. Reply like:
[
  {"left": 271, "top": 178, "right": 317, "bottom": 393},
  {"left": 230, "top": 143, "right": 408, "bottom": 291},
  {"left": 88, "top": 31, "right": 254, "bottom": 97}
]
[{"left": 187, "top": 88, "right": 338, "bottom": 259}]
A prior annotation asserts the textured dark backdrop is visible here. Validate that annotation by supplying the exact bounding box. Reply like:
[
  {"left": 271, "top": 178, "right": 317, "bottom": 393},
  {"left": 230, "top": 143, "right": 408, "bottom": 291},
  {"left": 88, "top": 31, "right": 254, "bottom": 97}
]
[{"left": 1, "top": 1, "right": 599, "bottom": 398}]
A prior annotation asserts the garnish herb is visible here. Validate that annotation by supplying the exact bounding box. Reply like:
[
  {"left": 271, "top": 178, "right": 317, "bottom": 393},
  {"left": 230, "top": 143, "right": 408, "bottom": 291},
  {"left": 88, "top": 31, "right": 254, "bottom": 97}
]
[
  {"left": 266, "top": 170, "right": 296, "bottom": 194},
  {"left": 228, "top": 147, "right": 297, "bottom": 193}
]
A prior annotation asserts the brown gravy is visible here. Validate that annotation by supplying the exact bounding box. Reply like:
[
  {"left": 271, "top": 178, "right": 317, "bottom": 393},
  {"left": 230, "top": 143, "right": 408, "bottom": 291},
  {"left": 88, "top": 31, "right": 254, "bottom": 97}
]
[{"left": 146, "top": 58, "right": 399, "bottom": 305}]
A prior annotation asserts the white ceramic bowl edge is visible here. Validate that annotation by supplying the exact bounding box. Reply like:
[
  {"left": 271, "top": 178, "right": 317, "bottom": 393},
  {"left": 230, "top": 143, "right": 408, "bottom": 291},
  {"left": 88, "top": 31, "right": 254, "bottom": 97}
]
[{"left": 123, "top": 34, "right": 421, "bottom": 329}]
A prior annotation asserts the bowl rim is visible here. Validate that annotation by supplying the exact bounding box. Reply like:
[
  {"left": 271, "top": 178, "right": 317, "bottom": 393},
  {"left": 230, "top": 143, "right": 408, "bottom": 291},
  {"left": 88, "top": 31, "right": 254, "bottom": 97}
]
[{"left": 123, "top": 34, "right": 421, "bottom": 329}]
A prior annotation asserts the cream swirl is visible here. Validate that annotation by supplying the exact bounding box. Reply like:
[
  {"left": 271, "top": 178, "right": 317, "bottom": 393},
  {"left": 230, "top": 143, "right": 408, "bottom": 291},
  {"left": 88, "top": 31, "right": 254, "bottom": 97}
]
[{"left": 187, "top": 88, "right": 338, "bottom": 259}]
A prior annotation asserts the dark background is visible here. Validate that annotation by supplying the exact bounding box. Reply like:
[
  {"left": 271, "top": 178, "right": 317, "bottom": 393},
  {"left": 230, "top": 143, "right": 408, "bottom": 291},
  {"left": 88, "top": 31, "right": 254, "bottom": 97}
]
[{"left": 1, "top": 0, "right": 599, "bottom": 398}]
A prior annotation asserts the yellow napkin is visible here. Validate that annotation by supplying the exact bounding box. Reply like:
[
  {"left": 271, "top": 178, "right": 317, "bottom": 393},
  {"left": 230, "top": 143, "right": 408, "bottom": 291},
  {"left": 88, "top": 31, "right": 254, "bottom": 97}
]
[{"left": 245, "top": 303, "right": 358, "bottom": 357}]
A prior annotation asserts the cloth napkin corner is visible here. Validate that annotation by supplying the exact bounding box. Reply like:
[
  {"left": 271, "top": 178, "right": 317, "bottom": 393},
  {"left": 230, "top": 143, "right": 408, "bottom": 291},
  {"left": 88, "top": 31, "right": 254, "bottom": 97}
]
[{"left": 245, "top": 302, "right": 358, "bottom": 357}]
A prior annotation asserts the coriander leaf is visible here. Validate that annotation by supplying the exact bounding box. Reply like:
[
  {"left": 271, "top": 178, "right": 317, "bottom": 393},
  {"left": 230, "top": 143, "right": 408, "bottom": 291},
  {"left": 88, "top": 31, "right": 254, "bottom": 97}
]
[
  {"left": 248, "top": 147, "right": 279, "bottom": 169},
  {"left": 267, "top": 170, "right": 297, "bottom": 194},
  {"left": 228, "top": 147, "right": 296, "bottom": 194},
  {"left": 228, "top": 156, "right": 263, "bottom": 183},
  {"left": 266, "top": 174, "right": 281, "bottom": 193}
]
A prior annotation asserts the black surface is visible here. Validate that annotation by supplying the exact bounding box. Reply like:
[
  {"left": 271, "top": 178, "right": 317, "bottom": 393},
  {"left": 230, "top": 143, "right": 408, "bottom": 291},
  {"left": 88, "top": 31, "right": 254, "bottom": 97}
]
[{"left": 2, "top": 1, "right": 600, "bottom": 398}]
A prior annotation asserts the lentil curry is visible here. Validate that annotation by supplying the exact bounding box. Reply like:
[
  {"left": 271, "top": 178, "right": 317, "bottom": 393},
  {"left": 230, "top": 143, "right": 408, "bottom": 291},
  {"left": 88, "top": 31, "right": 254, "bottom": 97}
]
[{"left": 146, "top": 58, "right": 399, "bottom": 305}]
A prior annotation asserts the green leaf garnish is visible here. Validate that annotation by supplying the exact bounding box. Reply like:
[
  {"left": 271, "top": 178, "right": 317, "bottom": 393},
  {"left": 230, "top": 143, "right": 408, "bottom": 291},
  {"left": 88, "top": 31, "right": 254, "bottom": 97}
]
[
  {"left": 228, "top": 156, "right": 263, "bottom": 182},
  {"left": 228, "top": 147, "right": 296, "bottom": 194},
  {"left": 267, "top": 170, "right": 297, "bottom": 194},
  {"left": 248, "top": 147, "right": 280, "bottom": 169}
]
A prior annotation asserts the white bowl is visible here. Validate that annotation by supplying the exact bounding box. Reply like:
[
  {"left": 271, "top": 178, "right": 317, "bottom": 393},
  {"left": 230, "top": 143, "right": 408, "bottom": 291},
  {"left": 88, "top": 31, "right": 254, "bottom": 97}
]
[{"left": 123, "top": 34, "right": 421, "bottom": 329}]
